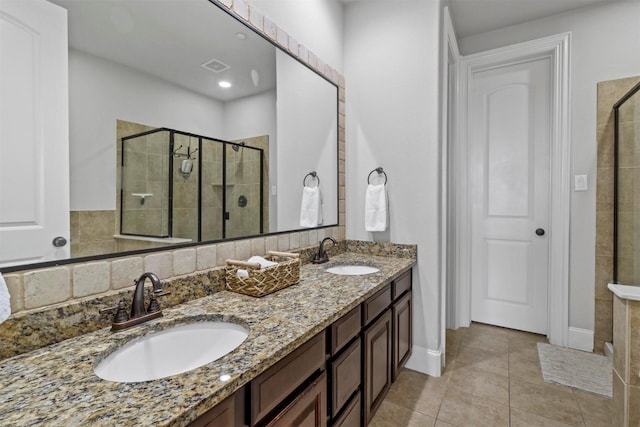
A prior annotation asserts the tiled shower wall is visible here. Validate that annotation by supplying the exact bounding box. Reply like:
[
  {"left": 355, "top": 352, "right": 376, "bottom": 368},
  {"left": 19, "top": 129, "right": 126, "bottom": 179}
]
[
  {"left": 4, "top": 0, "right": 346, "bottom": 318},
  {"left": 595, "top": 75, "right": 640, "bottom": 353}
]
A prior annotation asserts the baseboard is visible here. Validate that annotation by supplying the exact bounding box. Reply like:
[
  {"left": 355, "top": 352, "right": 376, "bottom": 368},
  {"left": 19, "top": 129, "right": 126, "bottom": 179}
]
[
  {"left": 568, "top": 327, "right": 594, "bottom": 352},
  {"left": 405, "top": 344, "right": 443, "bottom": 377}
]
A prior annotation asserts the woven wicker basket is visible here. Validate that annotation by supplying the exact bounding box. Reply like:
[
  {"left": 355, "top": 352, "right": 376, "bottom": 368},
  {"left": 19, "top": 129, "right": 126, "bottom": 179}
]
[{"left": 225, "top": 251, "right": 300, "bottom": 297}]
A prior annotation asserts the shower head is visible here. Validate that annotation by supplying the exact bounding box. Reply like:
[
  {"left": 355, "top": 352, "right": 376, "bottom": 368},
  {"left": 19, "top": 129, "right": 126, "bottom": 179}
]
[{"left": 232, "top": 142, "right": 245, "bottom": 152}]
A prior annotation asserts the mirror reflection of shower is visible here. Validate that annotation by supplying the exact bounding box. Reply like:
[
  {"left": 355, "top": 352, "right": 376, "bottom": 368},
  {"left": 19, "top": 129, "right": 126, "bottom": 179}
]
[
  {"left": 119, "top": 125, "right": 265, "bottom": 243},
  {"left": 172, "top": 136, "right": 198, "bottom": 179}
]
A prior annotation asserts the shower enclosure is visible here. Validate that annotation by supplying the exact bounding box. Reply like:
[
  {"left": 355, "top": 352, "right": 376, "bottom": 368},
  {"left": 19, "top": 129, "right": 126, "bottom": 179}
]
[
  {"left": 120, "top": 128, "right": 264, "bottom": 242},
  {"left": 613, "top": 81, "right": 640, "bottom": 285}
]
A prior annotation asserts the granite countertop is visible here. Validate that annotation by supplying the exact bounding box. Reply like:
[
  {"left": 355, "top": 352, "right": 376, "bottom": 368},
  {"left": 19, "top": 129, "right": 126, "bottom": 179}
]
[{"left": 0, "top": 252, "right": 415, "bottom": 426}]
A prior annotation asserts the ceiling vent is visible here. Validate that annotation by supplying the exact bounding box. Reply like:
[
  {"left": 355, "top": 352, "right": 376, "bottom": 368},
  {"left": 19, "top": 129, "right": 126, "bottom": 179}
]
[{"left": 201, "top": 59, "right": 230, "bottom": 73}]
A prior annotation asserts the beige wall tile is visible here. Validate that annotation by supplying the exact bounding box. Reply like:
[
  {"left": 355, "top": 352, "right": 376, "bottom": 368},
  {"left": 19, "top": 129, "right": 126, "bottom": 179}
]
[
  {"left": 235, "top": 239, "right": 251, "bottom": 260},
  {"left": 595, "top": 256, "right": 614, "bottom": 300},
  {"left": 299, "top": 231, "right": 310, "bottom": 248},
  {"left": 251, "top": 238, "right": 265, "bottom": 257},
  {"left": 595, "top": 211, "right": 614, "bottom": 257},
  {"left": 612, "top": 369, "right": 626, "bottom": 427},
  {"left": 595, "top": 297, "right": 613, "bottom": 345},
  {"left": 308, "top": 229, "right": 318, "bottom": 246},
  {"left": 4, "top": 274, "right": 24, "bottom": 313},
  {"left": 597, "top": 123, "right": 614, "bottom": 169},
  {"left": 629, "top": 384, "right": 640, "bottom": 426},
  {"left": 196, "top": 245, "right": 217, "bottom": 270},
  {"left": 288, "top": 232, "right": 299, "bottom": 249},
  {"left": 73, "top": 262, "right": 110, "bottom": 298},
  {"left": 596, "top": 166, "right": 614, "bottom": 212},
  {"left": 216, "top": 242, "right": 235, "bottom": 266},
  {"left": 277, "top": 234, "right": 289, "bottom": 252},
  {"left": 630, "top": 300, "right": 640, "bottom": 387},
  {"left": 111, "top": 257, "right": 143, "bottom": 290},
  {"left": 144, "top": 252, "right": 173, "bottom": 279},
  {"left": 232, "top": 0, "right": 248, "bottom": 20},
  {"left": 23, "top": 267, "right": 71, "bottom": 309},
  {"left": 265, "top": 235, "right": 278, "bottom": 253},
  {"left": 173, "top": 248, "right": 196, "bottom": 276},
  {"left": 614, "top": 295, "right": 629, "bottom": 382},
  {"left": 249, "top": 7, "right": 263, "bottom": 30}
]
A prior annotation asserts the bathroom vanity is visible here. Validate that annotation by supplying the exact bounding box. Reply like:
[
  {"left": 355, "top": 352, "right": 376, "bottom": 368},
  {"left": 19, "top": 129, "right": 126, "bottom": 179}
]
[{"left": 0, "top": 252, "right": 415, "bottom": 426}]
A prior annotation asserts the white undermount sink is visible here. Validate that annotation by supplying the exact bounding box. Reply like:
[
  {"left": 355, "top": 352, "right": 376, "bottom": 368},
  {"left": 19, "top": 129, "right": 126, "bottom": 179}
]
[
  {"left": 325, "top": 265, "right": 380, "bottom": 275},
  {"left": 94, "top": 321, "right": 248, "bottom": 383}
]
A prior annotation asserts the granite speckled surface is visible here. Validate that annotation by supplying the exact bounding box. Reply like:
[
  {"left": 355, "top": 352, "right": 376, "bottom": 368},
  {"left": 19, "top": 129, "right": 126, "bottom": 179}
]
[
  {"left": 0, "top": 252, "right": 415, "bottom": 426},
  {"left": 0, "top": 269, "right": 225, "bottom": 359}
]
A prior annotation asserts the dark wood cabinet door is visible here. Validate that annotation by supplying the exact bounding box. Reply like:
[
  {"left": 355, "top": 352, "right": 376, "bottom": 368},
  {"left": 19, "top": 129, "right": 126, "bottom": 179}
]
[
  {"left": 362, "top": 309, "right": 392, "bottom": 425},
  {"left": 393, "top": 290, "right": 412, "bottom": 381},
  {"left": 265, "top": 372, "right": 327, "bottom": 427},
  {"left": 188, "top": 389, "right": 245, "bottom": 427},
  {"left": 329, "top": 339, "right": 361, "bottom": 418}
]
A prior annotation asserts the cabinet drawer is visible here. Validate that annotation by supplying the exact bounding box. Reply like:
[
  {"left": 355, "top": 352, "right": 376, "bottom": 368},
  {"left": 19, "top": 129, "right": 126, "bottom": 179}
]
[
  {"left": 188, "top": 390, "right": 242, "bottom": 427},
  {"left": 329, "top": 306, "right": 361, "bottom": 355},
  {"left": 392, "top": 270, "right": 412, "bottom": 300},
  {"left": 362, "top": 285, "right": 391, "bottom": 326},
  {"left": 265, "top": 371, "right": 327, "bottom": 427},
  {"left": 329, "top": 339, "right": 361, "bottom": 419},
  {"left": 331, "top": 392, "right": 361, "bottom": 427},
  {"left": 251, "top": 332, "right": 326, "bottom": 425}
]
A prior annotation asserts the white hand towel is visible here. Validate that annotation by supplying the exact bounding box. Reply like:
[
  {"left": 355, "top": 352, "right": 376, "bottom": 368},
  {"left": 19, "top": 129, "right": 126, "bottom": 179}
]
[
  {"left": 237, "top": 256, "right": 278, "bottom": 277},
  {"left": 247, "top": 256, "right": 277, "bottom": 268},
  {"left": 365, "top": 184, "right": 388, "bottom": 232},
  {"left": 0, "top": 273, "right": 11, "bottom": 324},
  {"left": 299, "top": 186, "right": 321, "bottom": 228}
]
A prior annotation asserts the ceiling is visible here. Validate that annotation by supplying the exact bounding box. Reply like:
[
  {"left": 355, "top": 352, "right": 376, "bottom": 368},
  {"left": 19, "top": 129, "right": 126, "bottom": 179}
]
[
  {"left": 447, "top": 0, "right": 619, "bottom": 39},
  {"left": 50, "top": 0, "right": 276, "bottom": 102}
]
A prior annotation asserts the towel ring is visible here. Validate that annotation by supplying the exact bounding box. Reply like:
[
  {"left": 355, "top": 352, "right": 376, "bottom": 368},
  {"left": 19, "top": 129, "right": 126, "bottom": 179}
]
[
  {"left": 367, "top": 167, "right": 387, "bottom": 185},
  {"left": 303, "top": 171, "right": 320, "bottom": 187}
]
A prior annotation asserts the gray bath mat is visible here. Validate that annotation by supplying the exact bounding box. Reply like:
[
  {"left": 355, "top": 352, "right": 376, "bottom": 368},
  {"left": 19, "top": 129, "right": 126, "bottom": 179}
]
[{"left": 537, "top": 343, "right": 612, "bottom": 398}]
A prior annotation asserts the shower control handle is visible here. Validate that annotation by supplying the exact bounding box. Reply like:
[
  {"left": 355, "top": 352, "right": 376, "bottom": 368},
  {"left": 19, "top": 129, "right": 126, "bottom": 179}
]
[
  {"left": 535, "top": 228, "right": 545, "bottom": 236},
  {"left": 52, "top": 236, "right": 67, "bottom": 247}
]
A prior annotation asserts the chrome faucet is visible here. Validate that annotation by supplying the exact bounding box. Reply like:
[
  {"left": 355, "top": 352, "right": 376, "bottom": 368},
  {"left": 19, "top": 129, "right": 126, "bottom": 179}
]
[
  {"left": 100, "top": 272, "right": 170, "bottom": 331},
  {"left": 313, "top": 237, "right": 337, "bottom": 264}
]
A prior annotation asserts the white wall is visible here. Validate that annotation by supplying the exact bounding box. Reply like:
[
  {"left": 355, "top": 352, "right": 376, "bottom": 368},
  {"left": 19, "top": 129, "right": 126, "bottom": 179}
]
[
  {"left": 344, "top": 0, "right": 444, "bottom": 375},
  {"left": 458, "top": 1, "right": 640, "bottom": 334},
  {"left": 250, "top": 0, "right": 344, "bottom": 74},
  {"left": 276, "top": 50, "right": 338, "bottom": 231},
  {"left": 69, "top": 49, "right": 225, "bottom": 211}
]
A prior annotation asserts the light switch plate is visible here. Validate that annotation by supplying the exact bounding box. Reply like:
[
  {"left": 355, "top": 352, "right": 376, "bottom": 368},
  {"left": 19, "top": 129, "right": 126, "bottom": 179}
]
[{"left": 574, "top": 174, "right": 588, "bottom": 191}]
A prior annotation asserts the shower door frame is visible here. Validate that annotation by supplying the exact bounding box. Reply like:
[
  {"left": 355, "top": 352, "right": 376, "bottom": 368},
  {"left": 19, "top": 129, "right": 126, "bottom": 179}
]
[{"left": 612, "top": 80, "right": 640, "bottom": 283}]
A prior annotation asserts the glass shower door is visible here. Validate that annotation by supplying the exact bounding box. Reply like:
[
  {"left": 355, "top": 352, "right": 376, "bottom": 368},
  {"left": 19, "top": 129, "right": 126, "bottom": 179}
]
[{"left": 225, "top": 142, "right": 263, "bottom": 239}]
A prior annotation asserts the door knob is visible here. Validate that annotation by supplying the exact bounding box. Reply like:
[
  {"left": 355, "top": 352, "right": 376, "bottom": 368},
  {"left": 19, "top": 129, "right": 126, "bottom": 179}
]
[
  {"left": 535, "top": 228, "right": 545, "bottom": 236},
  {"left": 52, "top": 236, "right": 67, "bottom": 247}
]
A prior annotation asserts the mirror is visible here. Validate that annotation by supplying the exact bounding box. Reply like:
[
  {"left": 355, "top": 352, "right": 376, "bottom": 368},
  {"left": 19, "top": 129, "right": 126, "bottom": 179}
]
[{"left": 7, "top": 0, "right": 338, "bottom": 268}]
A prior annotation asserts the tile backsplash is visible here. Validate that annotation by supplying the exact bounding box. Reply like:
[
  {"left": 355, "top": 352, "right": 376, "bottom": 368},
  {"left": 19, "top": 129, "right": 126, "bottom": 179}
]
[{"left": 0, "top": 238, "right": 416, "bottom": 360}]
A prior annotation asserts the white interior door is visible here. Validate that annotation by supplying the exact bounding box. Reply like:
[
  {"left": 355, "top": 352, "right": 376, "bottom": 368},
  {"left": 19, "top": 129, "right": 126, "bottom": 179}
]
[
  {"left": 469, "top": 57, "right": 551, "bottom": 335},
  {"left": 0, "top": 0, "right": 70, "bottom": 267}
]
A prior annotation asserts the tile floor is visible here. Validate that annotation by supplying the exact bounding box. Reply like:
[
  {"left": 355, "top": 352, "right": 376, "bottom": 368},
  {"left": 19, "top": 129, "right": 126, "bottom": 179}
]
[{"left": 371, "top": 322, "right": 612, "bottom": 426}]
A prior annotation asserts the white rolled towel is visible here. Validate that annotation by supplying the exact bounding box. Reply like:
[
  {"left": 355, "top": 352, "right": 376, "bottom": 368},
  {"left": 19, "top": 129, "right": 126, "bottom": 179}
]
[
  {"left": 0, "top": 273, "right": 11, "bottom": 324},
  {"left": 237, "top": 256, "right": 278, "bottom": 277},
  {"left": 299, "top": 186, "right": 321, "bottom": 228},
  {"left": 365, "top": 184, "right": 388, "bottom": 232}
]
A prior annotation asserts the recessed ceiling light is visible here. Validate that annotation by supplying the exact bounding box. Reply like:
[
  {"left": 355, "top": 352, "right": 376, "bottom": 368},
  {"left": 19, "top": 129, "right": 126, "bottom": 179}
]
[
  {"left": 219, "top": 81, "right": 232, "bottom": 88},
  {"left": 236, "top": 32, "right": 247, "bottom": 40}
]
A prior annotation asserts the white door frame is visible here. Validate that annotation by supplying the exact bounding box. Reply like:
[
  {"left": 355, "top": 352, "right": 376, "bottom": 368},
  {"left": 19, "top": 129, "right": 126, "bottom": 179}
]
[{"left": 453, "top": 33, "right": 571, "bottom": 346}]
